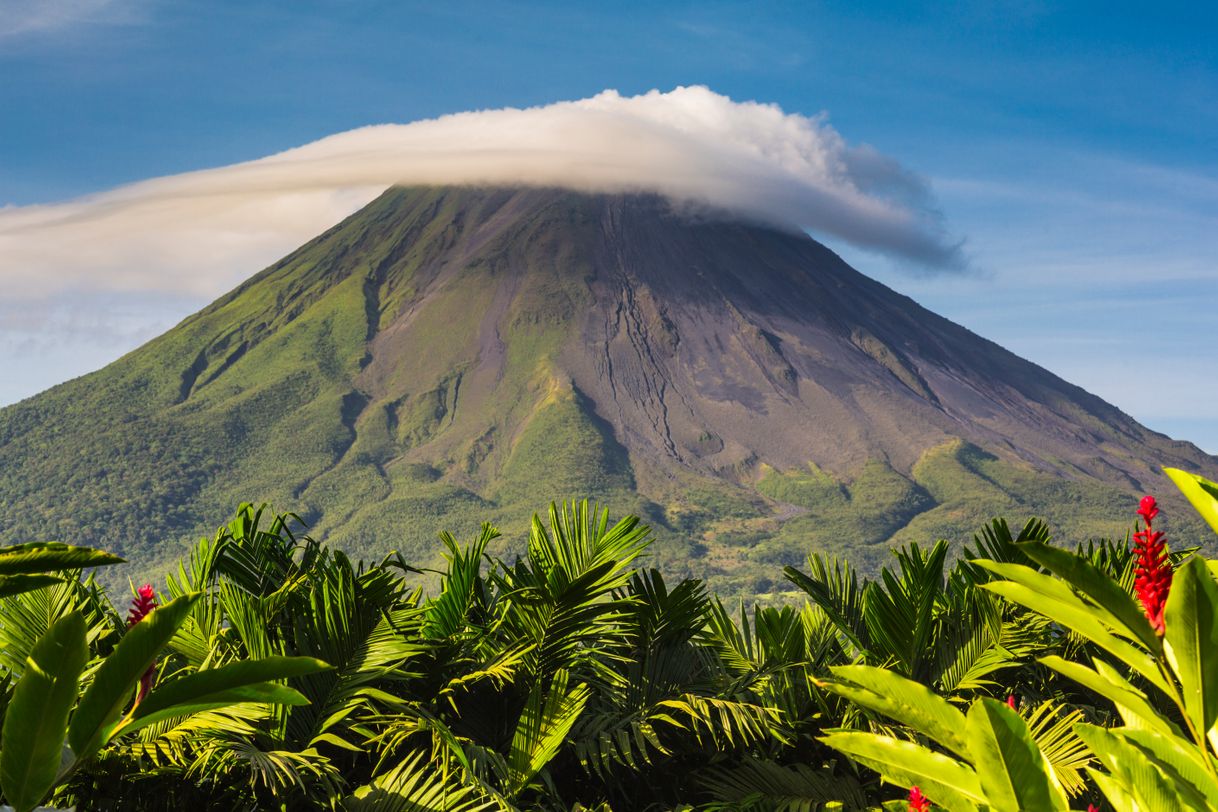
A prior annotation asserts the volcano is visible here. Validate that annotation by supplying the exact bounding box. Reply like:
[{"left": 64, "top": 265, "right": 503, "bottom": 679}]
[{"left": 2, "top": 186, "right": 1214, "bottom": 591}]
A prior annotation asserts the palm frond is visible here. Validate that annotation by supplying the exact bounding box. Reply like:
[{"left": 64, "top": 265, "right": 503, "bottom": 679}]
[
  {"left": 702, "top": 596, "right": 760, "bottom": 676},
  {"left": 698, "top": 756, "right": 868, "bottom": 812},
  {"left": 0, "top": 573, "right": 117, "bottom": 677},
  {"left": 1025, "top": 699, "right": 1094, "bottom": 797},
  {"left": 187, "top": 738, "right": 344, "bottom": 809},
  {"left": 933, "top": 589, "right": 1010, "bottom": 692},
  {"left": 345, "top": 749, "right": 496, "bottom": 812},
  {"left": 494, "top": 503, "right": 648, "bottom": 685},
  {"left": 288, "top": 574, "right": 425, "bottom": 750},
  {"left": 528, "top": 501, "right": 649, "bottom": 587},
  {"left": 423, "top": 524, "right": 500, "bottom": 641},
  {"left": 784, "top": 554, "right": 868, "bottom": 655},
  {"left": 115, "top": 702, "right": 271, "bottom": 767},
  {"left": 569, "top": 708, "right": 669, "bottom": 779},
  {"left": 861, "top": 541, "right": 947, "bottom": 678},
  {"left": 961, "top": 517, "right": 1051, "bottom": 576},
  {"left": 622, "top": 568, "right": 709, "bottom": 651},
  {"left": 653, "top": 693, "right": 788, "bottom": 750},
  {"left": 438, "top": 644, "right": 534, "bottom": 712},
  {"left": 504, "top": 669, "right": 591, "bottom": 798}
]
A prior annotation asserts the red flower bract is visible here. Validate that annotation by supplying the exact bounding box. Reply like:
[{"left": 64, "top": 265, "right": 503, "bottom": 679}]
[
  {"left": 127, "top": 583, "right": 157, "bottom": 626},
  {"left": 126, "top": 583, "right": 159, "bottom": 704},
  {"left": 1132, "top": 496, "right": 1172, "bottom": 636},
  {"left": 908, "top": 785, "right": 931, "bottom": 811},
  {"left": 1137, "top": 495, "right": 1159, "bottom": 525}
]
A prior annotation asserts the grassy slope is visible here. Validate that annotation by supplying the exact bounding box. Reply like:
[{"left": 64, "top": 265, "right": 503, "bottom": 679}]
[{"left": 720, "top": 439, "right": 1209, "bottom": 598}]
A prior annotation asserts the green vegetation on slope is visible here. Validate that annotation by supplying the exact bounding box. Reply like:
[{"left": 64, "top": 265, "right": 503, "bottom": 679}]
[{"left": 692, "top": 439, "right": 1206, "bottom": 598}]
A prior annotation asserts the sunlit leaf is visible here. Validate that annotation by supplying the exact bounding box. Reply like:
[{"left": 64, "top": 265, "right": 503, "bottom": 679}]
[
  {"left": 965, "top": 698, "right": 1067, "bottom": 810},
  {"left": 0, "top": 542, "right": 124, "bottom": 577},
  {"left": 1163, "top": 556, "right": 1218, "bottom": 736},
  {"left": 819, "top": 731, "right": 984, "bottom": 812},
  {"left": 0, "top": 612, "right": 88, "bottom": 812},
  {"left": 1165, "top": 468, "right": 1218, "bottom": 536}
]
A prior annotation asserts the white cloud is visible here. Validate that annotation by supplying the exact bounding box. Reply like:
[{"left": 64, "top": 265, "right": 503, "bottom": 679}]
[{"left": 0, "top": 86, "right": 965, "bottom": 306}]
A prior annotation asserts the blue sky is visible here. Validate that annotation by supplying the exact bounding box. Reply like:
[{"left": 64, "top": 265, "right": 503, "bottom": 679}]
[{"left": 1, "top": 0, "right": 1215, "bottom": 450}]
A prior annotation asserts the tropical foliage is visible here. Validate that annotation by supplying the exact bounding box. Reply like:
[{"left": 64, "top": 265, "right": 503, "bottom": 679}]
[
  {"left": 0, "top": 468, "right": 1216, "bottom": 809},
  {"left": 819, "top": 467, "right": 1218, "bottom": 811}
]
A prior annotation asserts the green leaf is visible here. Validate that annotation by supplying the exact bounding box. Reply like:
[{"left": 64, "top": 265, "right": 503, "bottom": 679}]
[
  {"left": 0, "top": 612, "right": 88, "bottom": 812},
  {"left": 1038, "top": 655, "right": 1180, "bottom": 739},
  {"left": 67, "top": 592, "right": 200, "bottom": 760},
  {"left": 819, "top": 665, "right": 969, "bottom": 759},
  {"left": 505, "top": 670, "right": 590, "bottom": 798},
  {"left": 818, "top": 731, "right": 983, "bottom": 812},
  {"left": 120, "top": 683, "right": 310, "bottom": 737},
  {"left": 1022, "top": 700, "right": 1093, "bottom": 798},
  {"left": 345, "top": 749, "right": 495, "bottom": 811},
  {"left": 1088, "top": 767, "right": 1138, "bottom": 812},
  {"left": 0, "top": 542, "right": 124, "bottom": 576},
  {"left": 1164, "top": 556, "right": 1218, "bottom": 736},
  {"left": 976, "top": 559, "right": 1152, "bottom": 649},
  {"left": 1015, "top": 540, "right": 1160, "bottom": 649},
  {"left": 132, "top": 656, "right": 329, "bottom": 718},
  {"left": 979, "top": 571, "right": 1168, "bottom": 693},
  {"left": 1165, "top": 468, "right": 1218, "bottom": 536},
  {"left": 965, "top": 698, "right": 1068, "bottom": 810},
  {"left": 1077, "top": 723, "right": 1201, "bottom": 811},
  {"left": 117, "top": 656, "right": 330, "bottom": 735},
  {"left": 0, "top": 574, "right": 63, "bottom": 599},
  {"left": 1115, "top": 727, "right": 1218, "bottom": 809}
]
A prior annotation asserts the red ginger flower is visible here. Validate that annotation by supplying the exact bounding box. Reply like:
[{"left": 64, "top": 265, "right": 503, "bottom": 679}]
[
  {"left": 908, "top": 785, "right": 931, "bottom": 811},
  {"left": 1132, "top": 496, "right": 1172, "bottom": 636},
  {"left": 127, "top": 583, "right": 158, "bottom": 703},
  {"left": 127, "top": 583, "right": 156, "bottom": 626},
  {"left": 1137, "top": 495, "right": 1159, "bottom": 525},
  {"left": 1006, "top": 694, "right": 1018, "bottom": 711}
]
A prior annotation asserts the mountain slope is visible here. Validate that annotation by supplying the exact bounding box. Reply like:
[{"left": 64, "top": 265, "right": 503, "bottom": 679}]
[{"left": 2, "top": 186, "right": 1214, "bottom": 592}]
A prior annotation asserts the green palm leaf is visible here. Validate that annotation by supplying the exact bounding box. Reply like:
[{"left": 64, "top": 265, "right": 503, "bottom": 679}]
[
  {"left": 504, "top": 669, "right": 590, "bottom": 799},
  {"left": 1023, "top": 700, "right": 1094, "bottom": 797},
  {"left": 0, "top": 574, "right": 116, "bottom": 678},
  {"left": 697, "top": 756, "right": 868, "bottom": 811},
  {"left": 346, "top": 749, "right": 494, "bottom": 812}
]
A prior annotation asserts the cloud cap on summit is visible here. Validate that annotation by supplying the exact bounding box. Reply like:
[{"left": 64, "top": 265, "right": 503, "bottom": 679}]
[{"left": 0, "top": 86, "right": 965, "bottom": 302}]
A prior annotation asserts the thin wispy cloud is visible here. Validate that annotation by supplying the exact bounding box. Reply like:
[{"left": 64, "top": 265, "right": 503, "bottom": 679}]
[
  {"left": 0, "top": 86, "right": 966, "bottom": 307},
  {"left": 0, "top": 0, "right": 141, "bottom": 38}
]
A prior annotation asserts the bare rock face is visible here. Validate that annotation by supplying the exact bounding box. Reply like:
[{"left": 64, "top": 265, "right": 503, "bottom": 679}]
[
  {"left": 350, "top": 187, "right": 1207, "bottom": 488},
  {"left": 1, "top": 185, "right": 1214, "bottom": 589}
]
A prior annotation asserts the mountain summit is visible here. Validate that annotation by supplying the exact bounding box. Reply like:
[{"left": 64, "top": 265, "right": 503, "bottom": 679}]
[{"left": 2, "top": 186, "right": 1213, "bottom": 589}]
